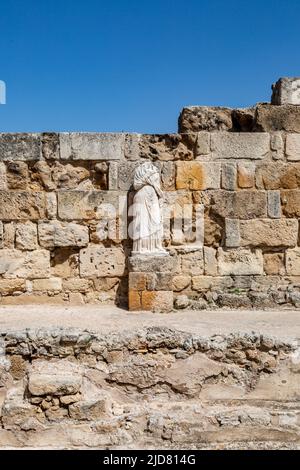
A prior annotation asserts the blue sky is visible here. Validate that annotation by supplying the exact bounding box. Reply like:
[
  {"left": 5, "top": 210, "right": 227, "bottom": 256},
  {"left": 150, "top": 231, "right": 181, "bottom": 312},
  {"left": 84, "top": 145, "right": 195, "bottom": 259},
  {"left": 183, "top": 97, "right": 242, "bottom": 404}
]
[{"left": 0, "top": 0, "right": 300, "bottom": 133}]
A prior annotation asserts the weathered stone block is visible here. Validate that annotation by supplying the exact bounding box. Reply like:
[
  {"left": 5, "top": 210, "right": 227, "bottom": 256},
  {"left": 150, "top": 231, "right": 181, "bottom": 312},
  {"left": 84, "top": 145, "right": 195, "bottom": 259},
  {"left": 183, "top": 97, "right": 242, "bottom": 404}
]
[
  {"left": 128, "top": 272, "right": 171, "bottom": 291},
  {"left": 267, "top": 191, "right": 281, "bottom": 218},
  {"left": 221, "top": 163, "right": 237, "bottom": 190},
  {"left": 28, "top": 360, "right": 82, "bottom": 396},
  {"left": 176, "top": 162, "right": 220, "bottom": 190},
  {"left": 286, "top": 248, "right": 300, "bottom": 275},
  {"left": 281, "top": 190, "right": 300, "bottom": 217},
  {"left": 254, "top": 103, "right": 300, "bottom": 133},
  {"left": 108, "top": 161, "right": 118, "bottom": 190},
  {"left": 264, "top": 253, "right": 285, "bottom": 275},
  {"left": 209, "top": 190, "right": 267, "bottom": 219},
  {"left": 195, "top": 132, "right": 210, "bottom": 156},
  {"left": 0, "top": 191, "right": 46, "bottom": 220},
  {"left": 68, "top": 398, "right": 108, "bottom": 420},
  {"left": 62, "top": 278, "right": 92, "bottom": 292},
  {"left": 141, "top": 290, "right": 173, "bottom": 312},
  {"left": 15, "top": 222, "right": 38, "bottom": 250},
  {"left": 161, "top": 162, "right": 175, "bottom": 190},
  {"left": 57, "top": 191, "right": 121, "bottom": 220},
  {"left": 59, "top": 133, "right": 124, "bottom": 160},
  {"left": 181, "top": 249, "right": 204, "bottom": 276},
  {"left": 271, "top": 77, "right": 300, "bottom": 105},
  {"left": 225, "top": 219, "right": 240, "bottom": 247},
  {"left": 270, "top": 133, "right": 284, "bottom": 160},
  {"left": 80, "top": 246, "right": 125, "bottom": 277},
  {"left": 0, "top": 133, "right": 41, "bottom": 160},
  {"left": 38, "top": 221, "right": 89, "bottom": 248},
  {"left": 41, "top": 132, "right": 60, "bottom": 160},
  {"left": 211, "top": 133, "right": 270, "bottom": 160},
  {"left": 0, "top": 249, "right": 50, "bottom": 279},
  {"left": 178, "top": 106, "right": 233, "bottom": 133},
  {"left": 237, "top": 162, "right": 255, "bottom": 188},
  {"left": 0, "top": 162, "right": 7, "bottom": 189},
  {"left": 32, "top": 278, "right": 62, "bottom": 292},
  {"left": 0, "top": 279, "right": 26, "bottom": 295},
  {"left": 239, "top": 219, "right": 298, "bottom": 247},
  {"left": 128, "top": 290, "right": 141, "bottom": 310},
  {"left": 218, "top": 248, "right": 263, "bottom": 275},
  {"left": 286, "top": 134, "right": 300, "bottom": 161},
  {"left": 128, "top": 254, "right": 177, "bottom": 273},
  {"left": 192, "top": 275, "right": 233, "bottom": 291},
  {"left": 203, "top": 247, "right": 218, "bottom": 275},
  {"left": 172, "top": 275, "right": 191, "bottom": 291},
  {"left": 124, "top": 133, "right": 141, "bottom": 160}
]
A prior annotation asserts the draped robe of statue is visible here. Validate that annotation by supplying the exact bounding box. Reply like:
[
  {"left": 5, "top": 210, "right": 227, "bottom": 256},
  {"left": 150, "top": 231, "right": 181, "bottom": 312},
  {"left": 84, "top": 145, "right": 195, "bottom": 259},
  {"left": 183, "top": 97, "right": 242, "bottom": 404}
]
[{"left": 131, "top": 163, "right": 167, "bottom": 256}]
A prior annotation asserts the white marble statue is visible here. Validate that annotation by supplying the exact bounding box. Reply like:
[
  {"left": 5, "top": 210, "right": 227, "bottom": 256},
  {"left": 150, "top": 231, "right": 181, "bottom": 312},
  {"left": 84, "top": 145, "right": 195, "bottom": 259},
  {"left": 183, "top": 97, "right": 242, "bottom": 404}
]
[{"left": 130, "top": 162, "right": 168, "bottom": 256}]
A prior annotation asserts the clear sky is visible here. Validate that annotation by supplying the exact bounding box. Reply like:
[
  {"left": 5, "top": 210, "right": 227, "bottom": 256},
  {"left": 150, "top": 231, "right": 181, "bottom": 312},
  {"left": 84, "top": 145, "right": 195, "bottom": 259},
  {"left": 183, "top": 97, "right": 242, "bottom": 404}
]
[{"left": 0, "top": 0, "right": 300, "bottom": 133}]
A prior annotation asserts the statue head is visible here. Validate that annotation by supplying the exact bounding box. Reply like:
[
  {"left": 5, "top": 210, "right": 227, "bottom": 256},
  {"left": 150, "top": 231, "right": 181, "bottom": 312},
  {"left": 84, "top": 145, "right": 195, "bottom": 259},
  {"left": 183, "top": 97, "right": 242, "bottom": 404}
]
[{"left": 133, "top": 162, "right": 162, "bottom": 196}]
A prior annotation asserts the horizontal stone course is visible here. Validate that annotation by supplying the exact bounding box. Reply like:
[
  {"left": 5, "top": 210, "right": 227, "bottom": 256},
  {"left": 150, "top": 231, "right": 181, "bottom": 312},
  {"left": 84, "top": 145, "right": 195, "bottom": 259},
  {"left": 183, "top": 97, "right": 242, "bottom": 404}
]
[
  {"left": 59, "top": 133, "right": 125, "bottom": 160},
  {"left": 239, "top": 219, "right": 298, "bottom": 247},
  {"left": 211, "top": 132, "right": 270, "bottom": 160},
  {"left": 0, "top": 133, "right": 41, "bottom": 161}
]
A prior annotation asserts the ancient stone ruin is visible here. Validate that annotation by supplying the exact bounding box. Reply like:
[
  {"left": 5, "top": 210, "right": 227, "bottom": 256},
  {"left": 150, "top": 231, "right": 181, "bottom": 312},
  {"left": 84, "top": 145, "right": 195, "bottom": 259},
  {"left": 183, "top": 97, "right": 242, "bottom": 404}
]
[
  {"left": 1, "top": 78, "right": 300, "bottom": 449},
  {"left": 1, "top": 78, "right": 300, "bottom": 311}
]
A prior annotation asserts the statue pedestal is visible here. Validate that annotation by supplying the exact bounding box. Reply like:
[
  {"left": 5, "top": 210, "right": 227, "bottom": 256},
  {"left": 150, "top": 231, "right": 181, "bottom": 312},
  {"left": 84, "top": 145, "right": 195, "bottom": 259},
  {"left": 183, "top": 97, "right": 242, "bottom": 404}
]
[{"left": 128, "top": 254, "right": 175, "bottom": 313}]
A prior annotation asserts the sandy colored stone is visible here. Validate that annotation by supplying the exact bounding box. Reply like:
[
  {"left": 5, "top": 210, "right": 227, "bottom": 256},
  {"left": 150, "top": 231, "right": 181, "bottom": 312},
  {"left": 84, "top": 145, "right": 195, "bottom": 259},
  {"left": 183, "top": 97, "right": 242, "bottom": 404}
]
[
  {"left": 254, "top": 103, "right": 300, "bottom": 133},
  {"left": 172, "top": 275, "right": 191, "bottom": 291},
  {"left": 211, "top": 132, "right": 270, "bottom": 160},
  {"left": 80, "top": 246, "right": 125, "bottom": 277},
  {"left": 0, "top": 133, "right": 41, "bottom": 161},
  {"left": 28, "top": 360, "right": 82, "bottom": 396},
  {"left": 181, "top": 249, "right": 204, "bottom": 276},
  {"left": 0, "top": 191, "right": 46, "bottom": 220},
  {"left": 141, "top": 291, "right": 173, "bottom": 312},
  {"left": 62, "top": 278, "right": 92, "bottom": 293},
  {"left": 237, "top": 162, "right": 255, "bottom": 188},
  {"left": 286, "top": 134, "right": 300, "bottom": 161},
  {"left": 281, "top": 190, "right": 300, "bottom": 217},
  {"left": 32, "top": 278, "right": 62, "bottom": 292},
  {"left": 38, "top": 221, "right": 89, "bottom": 248},
  {"left": 178, "top": 106, "right": 233, "bottom": 132},
  {"left": 203, "top": 247, "right": 218, "bottom": 275},
  {"left": 176, "top": 161, "right": 220, "bottom": 190},
  {"left": 286, "top": 248, "right": 300, "bottom": 275},
  {"left": 57, "top": 190, "right": 121, "bottom": 221},
  {"left": 128, "top": 290, "right": 142, "bottom": 311},
  {"left": 192, "top": 276, "right": 233, "bottom": 291},
  {"left": 15, "top": 222, "right": 38, "bottom": 250},
  {"left": 59, "top": 133, "right": 124, "bottom": 160},
  {"left": 209, "top": 190, "right": 267, "bottom": 219},
  {"left": 218, "top": 248, "right": 263, "bottom": 275},
  {"left": 221, "top": 163, "right": 237, "bottom": 190},
  {"left": 264, "top": 253, "right": 285, "bottom": 275},
  {"left": 239, "top": 219, "right": 298, "bottom": 248},
  {"left": 0, "top": 249, "right": 50, "bottom": 279},
  {"left": 0, "top": 279, "right": 26, "bottom": 295}
]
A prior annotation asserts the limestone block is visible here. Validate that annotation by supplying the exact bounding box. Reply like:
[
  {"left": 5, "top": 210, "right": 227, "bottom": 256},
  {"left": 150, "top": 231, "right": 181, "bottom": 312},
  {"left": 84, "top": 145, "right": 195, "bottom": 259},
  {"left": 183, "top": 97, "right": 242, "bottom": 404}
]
[
  {"left": 211, "top": 132, "right": 270, "bottom": 160},
  {"left": 124, "top": 133, "right": 141, "bottom": 160},
  {"left": 239, "top": 219, "right": 298, "bottom": 247},
  {"left": 69, "top": 398, "right": 109, "bottom": 420},
  {"left": 0, "top": 221, "right": 3, "bottom": 249},
  {"left": 31, "top": 278, "right": 62, "bottom": 292},
  {"left": 172, "top": 275, "right": 191, "bottom": 291},
  {"left": 128, "top": 290, "right": 142, "bottom": 310},
  {"left": 281, "top": 190, "right": 300, "bottom": 217},
  {"left": 38, "top": 221, "right": 89, "bottom": 248},
  {"left": 41, "top": 132, "right": 60, "bottom": 160},
  {"left": 208, "top": 190, "right": 267, "bottom": 219},
  {"left": 203, "top": 247, "right": 218, "bottom": 275},
  {"left": 178, "top": 106, "right": 233, "bottom": 133},
  {"left": 0, "top": 249, "right": 50, "bottom": 279},
  {"left": 3, "top": 223, "right": 15, "bottom": 248},
  {"left": 141, "top": 291, "right": 173, "bottom": 312},
  {"left": 254, "top": 103, "right": 300, "bottom": 133},
  {"left": 28, "top": 360, "right": 82, "bottom": 396},
  {"left": 62, "top": 278, "right": 92, "bottom": 292},
  {"left": 195, "top": 132, "right": 210, "bottom": 156},
  {"left": 128, "top": 254, "right": 178, "bottom": 273},
  {"left": 286, "top": 248, "right": 300, "bottom": 275},
  {"left": 237, "top": 162, "right": 255, "bottom": 188},
  {"left": 181, "top": 249, "right": 204, "bottom": 276},
  {"left": 221, "top": 163, "right": 237, "bottom": 190},
  {"left": 80, "top": 246, "right": 125, "bottom": 277},
  {"left": 225, "top": 219, "right": 240, "bottom": 248},
  {"left": 192, "top": 275, "right": 233, "bottom": 291},
  {"left": 270, "top": 133, "right": 284, "bottom": 160},
  {"left": 161, "top": 162, "right": 175, "bottom": 191},
  {"left": 0, "top": 133, "right": 41, "bottom": 161},
  {"left": 117, "top": 161, "right": 140, "bottom": 190},
  {"left": 15, "top": 222, "right": 38, "bottom": 250},
  {"left": 176, "top": 162, "right": 220, "bottom": 190},
  {"left": 59, "top": 133, "right": 124, "bottom": 160},
  {"left": 271, "top": 77, "right": 300, "bottom": 105},
  {"left": 267, "top": 190, "right": 281, "bottom": 218},
  {"left": 46, "top": 193, "right": 57, "bottom": 219},
  {"left": 0, "top": 191, "right": 46, "bottom": 220},
  {"left": 218, "top": 248, "right": 263, "bottom": 275},
  {"left": 108, "top": 162, "right": 118, "bottom": 190},
  {"left": 0, "top": 279, "right": 26, "bottom": 295},
  {"left": 264, "top": 253, "right": 285, "bottom": 275},
  {"left": 286, "top": 134, "right": 300, "bottom": 161},
  {"left": 57, "top": 191, "right": 121, "bottom": 220}
]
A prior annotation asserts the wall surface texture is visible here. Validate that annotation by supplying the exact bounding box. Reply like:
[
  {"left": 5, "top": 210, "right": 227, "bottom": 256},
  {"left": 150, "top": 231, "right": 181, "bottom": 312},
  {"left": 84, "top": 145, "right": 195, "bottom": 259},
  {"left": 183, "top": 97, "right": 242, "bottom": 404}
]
[{"left": 1, "top": 103, "right": 300, "bottom": 309}]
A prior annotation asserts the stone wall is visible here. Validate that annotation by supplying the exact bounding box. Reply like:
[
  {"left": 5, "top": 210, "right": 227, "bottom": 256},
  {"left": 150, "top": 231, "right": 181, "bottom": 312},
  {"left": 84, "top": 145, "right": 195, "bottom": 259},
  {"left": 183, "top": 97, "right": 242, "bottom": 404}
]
[
  {"left": 0, "top": 324, "right": 299, "bottom": 449},
  {"left": 2, "top": 102, "right": 300, "bottom": 309}
]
